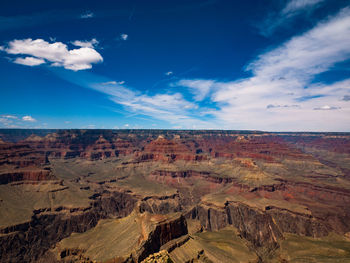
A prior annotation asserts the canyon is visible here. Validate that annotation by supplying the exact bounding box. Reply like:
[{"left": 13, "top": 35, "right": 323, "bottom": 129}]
[{"left": 0, "top": 129, "right": 350, "bottom": 262}]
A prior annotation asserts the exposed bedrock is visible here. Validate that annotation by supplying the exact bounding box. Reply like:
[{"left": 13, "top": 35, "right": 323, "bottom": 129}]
[
  {"left": 0, "top": 130, "right": 350, "bottom": 262},
  {"left": 266, "top": 208, "right": 329, "bottom": 237},
  {"left": 0, "top": 191, "right": 136, "bottom": 263},
  {"left": 186, "top": 200, "right": 349, "bottom": 259},
  {"left": 139, "top": 194, "right": 183, "bottom": 214},
  {"left": 0, "top": 143, "right": 48, "bottom": 167},
  {"left": 153, "top": 168, "right": 350, "bottom": 234},
  {"left": 273, "top": 179, "right": 350, "bottom": 204},
  {"left": 187, "top": 202, "right": 282, "bottom": 257},
  {"left": 1, "top": 132, "right": 141, "bottom": 161},
  {"left": 150, "top": 169, "right": 240, "bottom": 185},
  {"left": 0, "top": 168, "right": 53, "bottom": 184},
  {"left": 56, "top": 213, "right": 188, "bottom": 263},
  {"left": 133, "top": 215, "right": 188, "bottom": 262}
]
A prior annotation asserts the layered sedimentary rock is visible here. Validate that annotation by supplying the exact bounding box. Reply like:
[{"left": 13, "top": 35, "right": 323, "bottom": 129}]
[
  {"left": 0, "top": 191, "right": 136, "bottom": 262},
  {"left": 0, "top": 129, "right": 350, "bottom": 262}
]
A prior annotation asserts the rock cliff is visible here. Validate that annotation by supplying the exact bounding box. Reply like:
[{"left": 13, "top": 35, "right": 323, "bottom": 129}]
[{"left": 0, "top": 129, "right": 350, "bottom": 262}]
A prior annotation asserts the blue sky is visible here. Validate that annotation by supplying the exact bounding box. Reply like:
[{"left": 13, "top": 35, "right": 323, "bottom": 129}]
[{"left": 1, "top": 0, "right": 350, "bottom": 131}]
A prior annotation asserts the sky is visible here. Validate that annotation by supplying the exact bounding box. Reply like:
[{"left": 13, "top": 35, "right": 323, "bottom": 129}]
[{"left": 1, "top": 0, "right": 350, "bottom": 131}]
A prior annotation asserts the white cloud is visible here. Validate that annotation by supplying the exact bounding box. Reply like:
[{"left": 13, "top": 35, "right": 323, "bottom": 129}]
[
  {"left": 81, "top": 11, "right": 94, "bottom": 19},
  {"left": 165, "top": 71, "right": 173, "bottom": 76},
  {"left": 120, "top": 34, "right": 128, "bottom": 41},
  {"left": 22, "top": 115, "right": 36, "bottom": 122},
  {"left": 0, "top": 46, "right": 4, "bottom": 51},
  {"left": 3, "top": 38, "right": 103, "bottom": 71},
  {"left": 14, "top": 57, "right": 45, "bottom": 66},
  {"left": 72, "top": 38, "right": 99, "bottom": 48},
  {"left": 178, "top": 8, "right": 350, "bottom": 131}
]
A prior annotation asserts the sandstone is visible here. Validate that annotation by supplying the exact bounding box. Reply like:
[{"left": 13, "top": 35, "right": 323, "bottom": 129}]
[{"left": 0, "top": 129, "right": 350, "bottom": 262}]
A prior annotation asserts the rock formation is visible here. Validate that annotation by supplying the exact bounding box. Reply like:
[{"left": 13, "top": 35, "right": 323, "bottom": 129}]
[{"left": 0, "top": 129, "right": 350, "bottom": 262}]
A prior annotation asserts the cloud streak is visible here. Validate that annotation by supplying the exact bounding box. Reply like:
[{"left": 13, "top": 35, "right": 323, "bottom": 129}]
[
  {"left": 259, "top": 0, "right": 326, "bottom": 36},
  {"left": 52, "top": 68, "right": 215, "bottom": 129},
  {"left": 282, "top": 0, "right": 325, "bottom": 15},
  {"left": 90, "top": 82, "right": 210, "bottom": 127},
  {"left": 178, "top": 7, "right": 350, "bottom": 131},
  {"left": 313, "top": 105, "right": 341, "bottom": 110},
  {"left": 176, "top": 79, "right": 215, "bottom": 101},
  {"left": 80, "top": 11, "right": 94, "bottom": 19}
]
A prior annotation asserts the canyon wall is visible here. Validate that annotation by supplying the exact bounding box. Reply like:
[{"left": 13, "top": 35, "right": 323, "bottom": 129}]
[{"left": 1, "top": 129, "right": 350, "bottom": 262}]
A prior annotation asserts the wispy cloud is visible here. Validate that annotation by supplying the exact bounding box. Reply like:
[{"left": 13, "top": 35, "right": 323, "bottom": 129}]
[
  {"left": 266, "top": 104, "right": 300, "bottom": 109},
  {"left": 92, "top": 82, "right": 204, "bottom": 126},
  {"left": 250, "top": 8, "right": 350, "bottom": 78},
  {"left": 101, "top": 80, "right": 125, "bottom": 85},
  {"left": 178, "top": 8, "right": 350, "bottom": 131},
  {"left": 80, "top": 11, "right": 94, "bottom": 19},
  {"left": 282, "top": 0, "right": 325, "bottom": 15},
  {"left": 0, "top": 115, "right": 18, "bottom": 119},
  {"left": 175, "top": 79, "right": 215, "bottom": 101},
  {"left": 0, "top": 116, "right": 15, "bottom": 127},
  {"left": 0, "top": 114, "right": 39, "bottom": 128},
  {"left": 1, "top": 38, "right": 103, "bottom": 71},
  {"left": 259, "top": 0, "right": 326, "bottom": 36},
  {"left": 22, "top": 115, "right": 36, "bottom": 122},
  {"left": 52, "top": 68, "right": 215, "bottom": 129}
]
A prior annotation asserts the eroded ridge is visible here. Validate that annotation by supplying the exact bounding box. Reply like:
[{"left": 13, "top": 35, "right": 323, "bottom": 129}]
[{"left": 1, "top": 129, "right": 350, "bottom": 262}]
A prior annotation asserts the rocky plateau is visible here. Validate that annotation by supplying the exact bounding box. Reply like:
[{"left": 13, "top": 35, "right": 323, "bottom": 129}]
[{"left": 0, "top": 129, "right": 350, "bottom": 262}]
